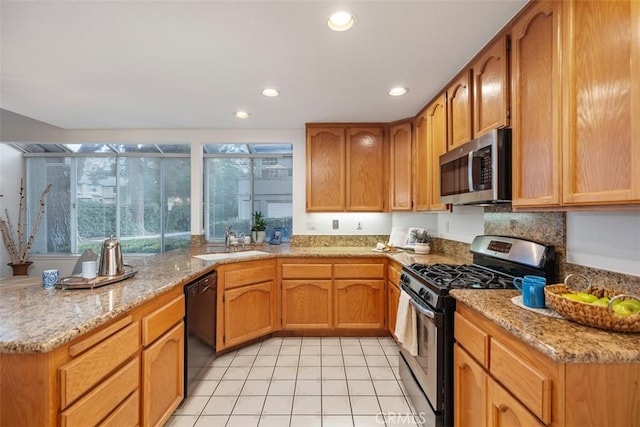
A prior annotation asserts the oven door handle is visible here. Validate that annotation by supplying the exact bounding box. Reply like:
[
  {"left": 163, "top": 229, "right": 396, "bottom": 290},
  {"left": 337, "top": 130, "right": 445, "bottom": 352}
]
[{"left": 409, "top": 298, "right": 435, "bottom": 320}]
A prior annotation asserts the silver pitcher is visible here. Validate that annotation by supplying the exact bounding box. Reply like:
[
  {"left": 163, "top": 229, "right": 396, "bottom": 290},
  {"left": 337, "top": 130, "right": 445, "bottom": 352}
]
[{"left": 98, "top": 236, "right": 124, "bottom": 276}]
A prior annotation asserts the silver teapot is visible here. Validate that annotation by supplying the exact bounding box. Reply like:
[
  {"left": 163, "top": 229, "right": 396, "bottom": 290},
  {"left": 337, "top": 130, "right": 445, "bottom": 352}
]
[{"left": 98, "top": 236, "right": 124, "bottom": 276}]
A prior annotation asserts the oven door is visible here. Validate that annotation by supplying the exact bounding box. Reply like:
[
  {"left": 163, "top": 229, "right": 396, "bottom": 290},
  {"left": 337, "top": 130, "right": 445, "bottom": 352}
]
[{"left": 398, "top": 298, "right": 445, "bottom": 412}]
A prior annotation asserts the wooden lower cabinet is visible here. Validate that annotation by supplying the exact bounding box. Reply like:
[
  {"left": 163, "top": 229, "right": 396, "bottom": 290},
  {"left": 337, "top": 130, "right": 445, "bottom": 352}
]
[
  {"left": 217, "top": 259, "right": 277, "bottom": 350},
  {"left": 455, "top": 302, "right": 640, "bottom": 427},
  {"left": 487, "top": 377, "right": 544, "bottom": 427},
  {"left": 0, "top": 285, "right": 185, "bottom": 427},
  {"left": 453, "top": 344, "right": 487, "bottom": 427},
  {"left": 334, "top": 279, "right": 385, "bottom": 329},
  {"left": 282, "top": 280, "right": 332, "bottom": 328},
  {"left": 142, "top": 322, "right": 184, "bottom": 427},
  {"left": 224, "top": 281, "right": 275, "bottom": 347},
  {"left": 387, "top": 282, "right": 400, "bottom": 338}
]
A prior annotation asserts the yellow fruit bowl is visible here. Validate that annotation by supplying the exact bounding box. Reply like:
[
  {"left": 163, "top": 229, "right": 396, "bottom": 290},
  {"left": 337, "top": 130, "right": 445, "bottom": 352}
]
[{"left": 545, "top": 281, "right": 640, "bottom": 333}]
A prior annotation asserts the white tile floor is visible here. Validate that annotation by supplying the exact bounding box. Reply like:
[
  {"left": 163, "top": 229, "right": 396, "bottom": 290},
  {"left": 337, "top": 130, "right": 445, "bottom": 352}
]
[{"left": 168, "top": 336, "right": 421, "bottom": 427}]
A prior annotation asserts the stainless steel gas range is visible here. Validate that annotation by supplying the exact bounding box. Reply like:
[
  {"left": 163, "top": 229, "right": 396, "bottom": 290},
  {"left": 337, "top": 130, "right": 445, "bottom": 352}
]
[{"left": 398, "top": 235, "right": 556, "bottom": 427}]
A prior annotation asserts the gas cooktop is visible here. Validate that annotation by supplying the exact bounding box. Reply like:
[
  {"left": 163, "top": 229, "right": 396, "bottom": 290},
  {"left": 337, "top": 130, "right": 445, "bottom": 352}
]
[{"left": 406, "top": 263, "right": 515, "bottom": 290}]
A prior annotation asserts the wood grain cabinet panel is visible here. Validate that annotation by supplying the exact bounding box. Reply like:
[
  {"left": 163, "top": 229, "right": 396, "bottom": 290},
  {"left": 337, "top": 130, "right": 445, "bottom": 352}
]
[
  {"left": 99, "top": 389, "right": 139, "bottom": 427},
  {"left": 224, "top": 281, "right": 275, "bottom": 347},
  {"left": 414, "top": 95, "right": 448, "bottom": 211},
  {"left": 454, "top": 344, "right": 487, "bottom": 427},
  {"left": 473, "top": 35, "right": 510, "bottom": 136},
  {"left": 389, "top": 122, "right": 413, "bottom": 211},
  {"left": 447, "top": 70, "right": 474, "bottom": 149},
  {"left": 142, "top": 295, "right": 185, "bottom": 346},
  {"left": 282, "top": 280, "right": 332, "bottom": 329},
  {"left": 454, "top": 312, "right": 489, "bottom": 367},
  {"left": 562, "top": 0, "right": 640, "bottom": 205},
  {"left": 487, "top": 378, "right": 544, "bottom": 427},
  {"left": 334, "top": 279, "right": 385, "bottom": 329},
  {"left": 511, "top": 0, "right": 562, "bottom": 207},
  {"left": 59, "top": 323, "right": 139, "bottom": 409},
  {"left": 59, "top": 358, "right": 139, "bottom": 427},
  {"left": 387, "top": 281, "right": 400, "bottom": 339},
  {"left": 306, "top": 127, "right": 346, "bottom": 211},
  {"left": 346, "top": 127, "right": 386, "bottom": 211},
  {"left": 142, "top": 322, "right": 184, "bottom": 427}
]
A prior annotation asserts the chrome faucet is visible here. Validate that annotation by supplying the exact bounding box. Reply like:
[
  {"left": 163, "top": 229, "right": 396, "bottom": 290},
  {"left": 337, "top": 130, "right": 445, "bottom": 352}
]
[{"left": 225, "top": 227, "right": 246, "bottom": 252}]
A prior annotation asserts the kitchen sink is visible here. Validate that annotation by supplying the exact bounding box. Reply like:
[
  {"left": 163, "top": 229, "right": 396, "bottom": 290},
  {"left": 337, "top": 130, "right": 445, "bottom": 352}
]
[{"left": 193, "top": 250, "right": 270, "bottom": 261}]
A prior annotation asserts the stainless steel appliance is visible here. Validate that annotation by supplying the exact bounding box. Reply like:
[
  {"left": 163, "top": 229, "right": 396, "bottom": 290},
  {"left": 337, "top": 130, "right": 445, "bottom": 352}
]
[
  {"left": 98, "top": 235, "right": 125, "bottom": 276},
  {"left": 439, "top": 128, "right": 511, "bottom": 205},
  {"left": 398, "top": 235, "right": 556, "bottom": 426},
  {"left": 184, "top": 271, "right": 217, "bottom": 398}
]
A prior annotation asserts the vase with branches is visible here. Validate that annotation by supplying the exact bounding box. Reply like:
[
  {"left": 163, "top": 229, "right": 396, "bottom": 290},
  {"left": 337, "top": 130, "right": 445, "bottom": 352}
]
[{"left": 0, "top": 178, "right": 52, "bottom": 274}]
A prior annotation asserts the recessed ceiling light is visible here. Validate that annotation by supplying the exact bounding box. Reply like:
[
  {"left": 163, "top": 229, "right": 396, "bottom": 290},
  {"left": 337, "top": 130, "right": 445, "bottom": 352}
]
[
  {"left": 328, "top": 11, "right": 355, "bottom": 31},
  {"left": 262, "top": 88, "right": 279, "bottom": 97},
  {"left": 388, "top": 87, "right": 408, "bottom": 97},
  {"left": 234, "top": 111, "right": 250, "bottom": 119}
]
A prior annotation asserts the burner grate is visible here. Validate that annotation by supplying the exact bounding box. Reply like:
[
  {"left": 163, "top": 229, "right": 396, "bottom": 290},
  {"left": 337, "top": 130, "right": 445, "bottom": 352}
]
[{"left": 407, "top": 263, "right": 514, "bottom": 290}]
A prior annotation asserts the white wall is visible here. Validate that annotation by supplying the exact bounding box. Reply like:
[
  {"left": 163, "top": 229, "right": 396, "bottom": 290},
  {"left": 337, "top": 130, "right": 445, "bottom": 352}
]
[
  {"left": 0, "top": 143, "right": 25, "bottom": 277},
  {"left": 567, "top": 211, "right": 640, "bottom": 277}
]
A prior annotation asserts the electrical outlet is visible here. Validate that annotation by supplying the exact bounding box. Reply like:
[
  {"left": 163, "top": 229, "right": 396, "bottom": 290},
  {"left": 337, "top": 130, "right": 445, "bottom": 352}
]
[
  {"left": 357, "top": 222, "right": 362, "bottom": 230},
  {"left": 332, "top": 219, "right": 339, "bottom": 230}
]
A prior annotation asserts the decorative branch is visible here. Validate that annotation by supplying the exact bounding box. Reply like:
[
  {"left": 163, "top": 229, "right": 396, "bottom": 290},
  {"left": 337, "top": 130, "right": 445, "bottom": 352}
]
[
  {"left": 0, "top": 181, "right": 52, "bottom": 264},
  {"left": 17, "top": 178, "right": 25, "bottom": 258},
  {"left": 20, "top": 184, "right": 52, "bottom": 262},
  {"left": 0, "top": 219, "right": 19, "bottom": 264}
]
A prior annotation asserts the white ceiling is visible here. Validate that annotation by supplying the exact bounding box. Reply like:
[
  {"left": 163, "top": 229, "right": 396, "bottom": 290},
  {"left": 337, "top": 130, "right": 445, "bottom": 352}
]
[{"left": 0, "top": 0, "right": 527, "bottom": 130}]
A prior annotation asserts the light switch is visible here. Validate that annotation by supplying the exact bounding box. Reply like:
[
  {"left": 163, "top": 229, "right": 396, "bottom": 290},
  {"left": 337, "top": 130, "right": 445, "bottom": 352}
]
[{"left": 332, "top": 219, "right": 339, "bottom": 230}]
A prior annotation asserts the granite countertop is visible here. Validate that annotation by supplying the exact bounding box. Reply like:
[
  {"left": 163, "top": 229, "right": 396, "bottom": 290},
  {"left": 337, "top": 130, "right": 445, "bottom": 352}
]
[
  {"left": 0, "top": 245, "right": 463, "bottom": 354},
  {"left": 451, "top": 290, "right": 640, "bottom": 364}
]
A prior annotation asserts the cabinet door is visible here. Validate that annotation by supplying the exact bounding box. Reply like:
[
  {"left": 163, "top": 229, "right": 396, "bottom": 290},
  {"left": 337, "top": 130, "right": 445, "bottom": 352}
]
[
  {"left": 389, "top": 122, "right": 413, "bottom": 211},
  {"left": 454, "top": 344, "right": 487, "bottom": 427},
  {"left": 511, "top": 0, "right": 562, "bottom": 207},
  {"left": 447, "top": 70, "right": 473, "bottom": 149},
  {"left": 487, "top": 377, "right": 544, "bottom": 427},
  {"left": 388, "top": 282, "right": 400, "bottom": 339},
  {"left": 413, "top": 111, "right": 430, "bottom": 211},
  {"left": 224, "top": 281, "right": 275, "bottom": 347},
  {"left": 426, "top": 95, "right": 448, "bottom": 211},
  {"left": 142, "top": 322, "right": 184, "bottom": 427},
  {"left": 306, "top": 127, "right": 346, "bottom": 211},
  {"left": 282, "top": 280, "right": 332, "bottom": 329},
  {"left": 473, "top": 35, "right": 510, "bottom": 136},
  {"left": 334, "top": 279, "right": 385, "bottom": 329},
  {"left": 562, "top": 0, "right": 640, "bottom": 205},
  {"left": 346, "top": 127, "right": 386, "bottom": 211}
]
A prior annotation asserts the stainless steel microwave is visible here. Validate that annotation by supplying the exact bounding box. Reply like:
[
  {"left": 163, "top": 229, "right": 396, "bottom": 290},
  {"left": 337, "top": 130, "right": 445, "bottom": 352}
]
[{"left": 439, "top": 128, "right": 511, "bottom": 205}]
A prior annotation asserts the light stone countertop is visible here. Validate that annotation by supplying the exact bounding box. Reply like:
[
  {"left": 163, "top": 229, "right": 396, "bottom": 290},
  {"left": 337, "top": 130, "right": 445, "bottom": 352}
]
[
  {"left": 451, "top": 290, "right": 640, "bottom": 364},
  {"left": 0, "top": 245, "right": 462, "bottom": 354}
]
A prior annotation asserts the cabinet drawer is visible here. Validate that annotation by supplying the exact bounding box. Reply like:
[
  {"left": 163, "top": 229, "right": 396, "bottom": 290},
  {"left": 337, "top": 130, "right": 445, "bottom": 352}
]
[
  {"left": 282, "top": 263, "right": 332, "bottom": 279},
  {"left": 60, "top": 358, "right": 139, "bottom": 427},
  {"left": 142, "top": 295, "right": 185, "bottom": 346},
  {"left": 489, "top": 338, "right": 552, "bottom": 424},
  {"left": 59, "top": 323, "right": 139, "bottom": 409},
  {"left": 454, "top": 312, "right": 489, "bottom": 367},
  {"left": 99, "top": 389, "right": 139, "bottom": 427},
  {"left": 334, "top": 263, "right": 385, "bottom": 279},
  {"left": 388, "top": 263, "right": 401, "bottom": 285},
  {"left": 225, "top": 264, "right": 276, "bottom": 289}
]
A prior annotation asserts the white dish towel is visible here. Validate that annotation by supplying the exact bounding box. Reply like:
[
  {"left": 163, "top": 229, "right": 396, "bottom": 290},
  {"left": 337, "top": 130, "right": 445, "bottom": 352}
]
[{"left": 394, "top": 289, "right": 418, "bottom": 356}]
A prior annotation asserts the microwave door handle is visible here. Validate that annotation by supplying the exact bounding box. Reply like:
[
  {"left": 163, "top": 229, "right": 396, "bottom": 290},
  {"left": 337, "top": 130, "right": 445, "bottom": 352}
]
[{"left": 467, "top": 151, "right": 475, "bottom": 192}]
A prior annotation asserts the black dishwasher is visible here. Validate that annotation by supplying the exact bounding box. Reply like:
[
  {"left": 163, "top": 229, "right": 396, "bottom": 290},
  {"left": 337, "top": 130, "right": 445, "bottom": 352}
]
[{"left": 184, "top": 271, "right": 217, "bottom": 398}]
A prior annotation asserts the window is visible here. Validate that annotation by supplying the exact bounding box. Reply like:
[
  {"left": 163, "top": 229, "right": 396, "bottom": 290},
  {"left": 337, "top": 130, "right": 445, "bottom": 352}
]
[
  {"left": 204, "top": 144, "right": 293, "bottom": 242},
  {"left": 23, "top": 144, "right": 191, "bottom": 254}
]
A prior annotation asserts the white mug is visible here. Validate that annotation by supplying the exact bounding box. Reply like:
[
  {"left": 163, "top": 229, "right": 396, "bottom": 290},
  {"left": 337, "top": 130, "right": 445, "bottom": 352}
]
[
  {"left": 42, "top": 269, "right": 59, "bottom": 289},
  {"left": 81, "top": 261, "right": 97, "bottom": 279}
]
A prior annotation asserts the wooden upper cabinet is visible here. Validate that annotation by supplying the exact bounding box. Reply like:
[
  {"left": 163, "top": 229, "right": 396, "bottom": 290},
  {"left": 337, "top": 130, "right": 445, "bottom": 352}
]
[
  {"left": 306, "top": 124, "right": 386, "bottom": 212},
  {"left": 346, "top": 127, "right": 386, "bottom": 211},
  {"left": 447, "top": 70, "right": 473, "bottom": 149},
  {"left": 306, "top": 127, "right": 346, "bottom": 211},
  {"left": 511, "top": 0, "right": 562, "bottom": 208},
  {"left": 389, "top": 122, "right": 413, "bottom": 211},
  {"left": 473, "top": 35, "right": 510, "bottom": 137},
  {"left": 562, "top": 0, "right": 640, "bottom": 205},
  {"left": 413, "top": 112, "right": 430, "bottom": 211},
  {"left": 426, "top": 95, "right": 448, "bottom": 211}
]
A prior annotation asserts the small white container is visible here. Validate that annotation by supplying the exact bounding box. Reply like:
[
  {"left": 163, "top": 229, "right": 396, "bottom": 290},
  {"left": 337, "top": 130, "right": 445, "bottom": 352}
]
[{"left": 81, "top": 261, "right": 97, "bottom": 279}]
